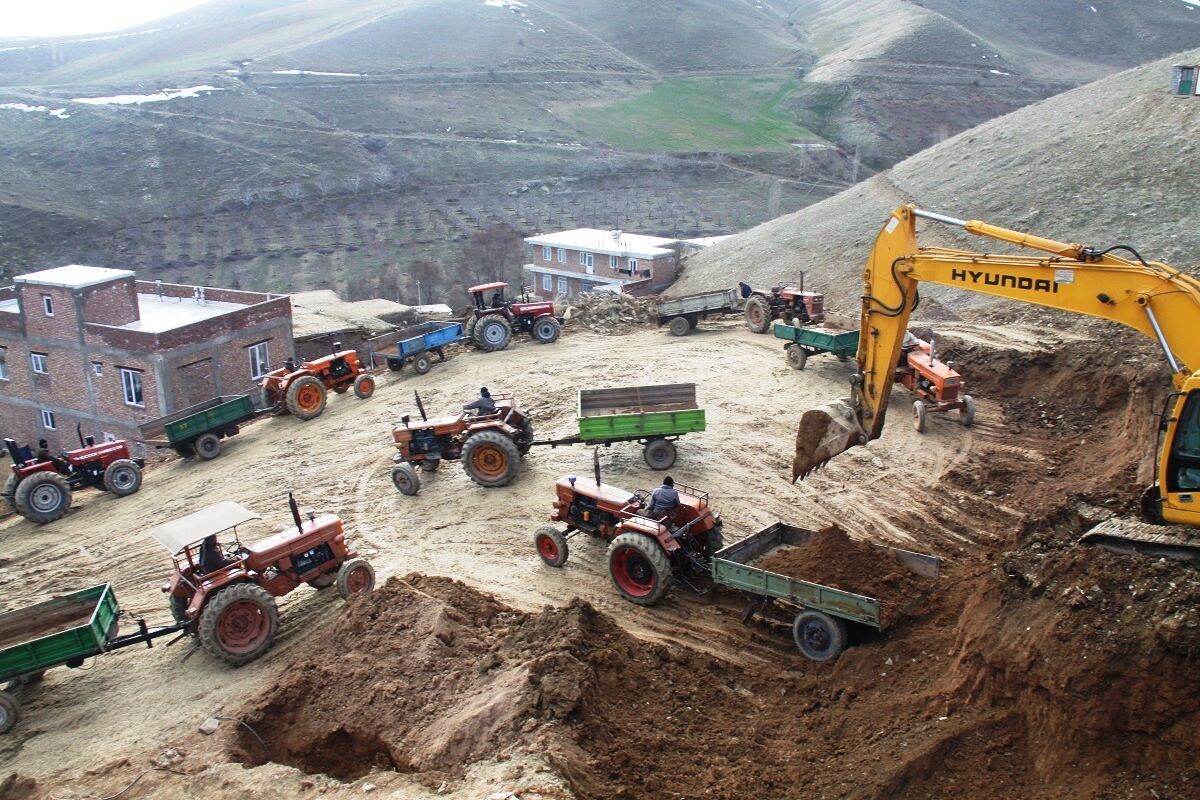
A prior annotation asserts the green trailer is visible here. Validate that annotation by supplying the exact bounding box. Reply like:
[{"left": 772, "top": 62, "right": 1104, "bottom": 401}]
[
  {"left": 711, "top": 522, "right": 939, "bottom": 661},
  {"left": 772, "top": 322, "right": 860, "bottom": 370},
  {"left": 532, "top": 383, "right": 706, "bottom": 469},
  {"left": 139, "top": 394, "right": 263, "bottom": 460},
  {"left": 0, "top": 584, "right": 185, "bottom": 733}
]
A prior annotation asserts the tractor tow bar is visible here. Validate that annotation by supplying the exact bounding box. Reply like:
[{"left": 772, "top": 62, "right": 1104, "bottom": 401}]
[{"left": 105, "top": 618, "right": 191, "bottom": 653}]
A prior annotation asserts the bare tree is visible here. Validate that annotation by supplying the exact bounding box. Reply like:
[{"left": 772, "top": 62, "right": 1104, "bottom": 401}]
[
  {"left": 455, "top": 224, "right": 525, "bottom": 288},
  {"left": 408, "top": 259, "right": 442, "bottom": 304}
]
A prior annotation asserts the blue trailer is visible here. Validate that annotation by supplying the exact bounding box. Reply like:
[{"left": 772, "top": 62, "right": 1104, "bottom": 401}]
[{"left": 370, "top": 321, "right": 464, "bottom": 375}]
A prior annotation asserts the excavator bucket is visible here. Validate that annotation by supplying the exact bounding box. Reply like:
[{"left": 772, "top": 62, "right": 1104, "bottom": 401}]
[{"left": 793, "top": 399, "right": 865, "bottom": 481}]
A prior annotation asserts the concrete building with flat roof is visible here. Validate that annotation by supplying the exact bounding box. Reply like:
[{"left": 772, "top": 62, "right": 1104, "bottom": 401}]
[
  {"left": 523, "top": 229, "right": 679, "bottom": 301},
  {"left": 0, "top": 265, "right": 292, "bottom": 449}
]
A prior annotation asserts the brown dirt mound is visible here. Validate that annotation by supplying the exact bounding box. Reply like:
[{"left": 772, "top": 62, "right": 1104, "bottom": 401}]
[{"left": 754, "top": 525, "right": 934, "bottom": 625}]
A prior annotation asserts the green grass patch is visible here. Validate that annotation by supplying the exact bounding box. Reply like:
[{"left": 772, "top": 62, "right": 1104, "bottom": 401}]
[{"left": 567, "top": 76, "right": 814, "bottom": 154}]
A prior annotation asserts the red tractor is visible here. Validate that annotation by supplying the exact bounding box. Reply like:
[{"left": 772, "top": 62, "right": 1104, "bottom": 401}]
[
  {"left": 533, "top": 458, "right": 723, "bottom": 606},
  {"left": 390, "top": 391, "right": 534, "bottom": 495},
  {"left": 899, "top": 332, "right": 975, "bottom": 432},
  {"left": 154, "top": 495, "right": 375, "bottom": 666},
  {"left": 2, "top": 431, "right": 144, "bottom": 524},
  {"left": 259, "top": 345, "right": 375, "bottom": 421},
  {"left": 464, "top": 282, "right": 563, "bottom": 351},
  {"left": 739, "top": 274, "right": 825, "bottom": 333}
]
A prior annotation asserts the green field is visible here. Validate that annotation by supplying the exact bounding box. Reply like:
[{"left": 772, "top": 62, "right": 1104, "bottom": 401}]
[{"left": 568, "top": 76, "right": 815, "bottom": 154}]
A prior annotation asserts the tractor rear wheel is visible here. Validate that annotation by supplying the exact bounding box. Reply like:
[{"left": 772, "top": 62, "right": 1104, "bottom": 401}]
[
  {"left": 2, "top": 474, "right": 17, "bottom": 511},
  {"left": 959, "top": 395, "right": 976, "bottom": 427},
  {"left": 786, "top": 345, "right": 808, "bottom": 370},
  {"left": 392, "top": 463, "right": 420, "bottom": 495},
  {"left": 353, "top": 374, "right": 375, "bottom": 399},
  {"left": 534, "top": 525, "right": 568, "bottom": 567},
  {"left": 643, "top": 438, "right": 676, "bottom": 470},
  {"left": 792, "top": 610, "right": 847, "bottom": 662},
  {"left": 199, "top": 583, "right": 279, "bottom": 666},
  {"left": 194, "top": 434, "right": 222, "bottom": 461},
  {"left": 286, "top": 375, "right": 327, "bottom": 420},
  {"left": 532, "top": 316, "right": 561, "bottom": 344},
  {"left": 474, "top": 316, "right": 512, "bottom": 352},
  {"left": 413, "top": 354, "right": 433, "bottom": 375},
  {"left": 0, "top": 690, "right": 21, "bottom": 735},
  {"left": 336, "top": 558, "right": 375, "bottom": 599},
  {"left": 103, "top": 459, "right": 143, "bottom": 495},
  {"left": 463, "top": 315, "right": 478, "bottom": 342},
  {"left": 745, "top": 296, "right": 771, "bottom": 333},
  {"left": 462, "top": 430, "right": 521, "bottom": 487},
  {"left": 14, "top": 472, "right": 71, "bottom": 524},
  {"left": 912, "top": 400, "right": 927, "bottom": 433},
  {"left": 607, "top": 532, "right": 672, "bottom": 606},
  {"left": 668, "top": 316, "right": 691, "bottom": 337}
]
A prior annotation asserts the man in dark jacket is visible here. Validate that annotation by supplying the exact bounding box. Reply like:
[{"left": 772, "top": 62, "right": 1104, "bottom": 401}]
[
  {"left": 464, "top": 386, "right": 497, "bottom": 415},
  {"left": 645, "top": 476, "right": 679, "bottom": 519}
]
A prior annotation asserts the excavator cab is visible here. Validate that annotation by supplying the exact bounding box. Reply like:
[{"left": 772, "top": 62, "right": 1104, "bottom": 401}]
[{"left": 1158, "top": 388, "right": 1200, "bottom": 525}]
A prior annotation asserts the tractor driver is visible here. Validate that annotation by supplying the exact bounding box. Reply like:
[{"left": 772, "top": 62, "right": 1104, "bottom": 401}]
[
  {"left": 36, "top": 439, "right": 71, "bottom": 472},
  {"left": 463, "top": 386, "right": 496, "bottom": 415},
  {"left": 645, "top": 476, "right": 679, "bottom": 520},
  {"left": 198, "top": 535, "right": 234, "bottom": 575},
  {"left": 490, "top": 290, "right": 504, "bottom": 309},
  {"left": 899, "top": 330, "right": 920, "bottom": 367}
]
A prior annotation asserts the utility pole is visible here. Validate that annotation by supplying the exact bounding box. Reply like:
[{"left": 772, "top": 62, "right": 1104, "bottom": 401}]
[{"left": 416, "top": 280, "right": 422, "bottom": 306}]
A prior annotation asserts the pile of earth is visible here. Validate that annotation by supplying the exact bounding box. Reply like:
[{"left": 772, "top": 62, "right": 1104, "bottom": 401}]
[
  {"left": 561, "top": 293, "right": 657, "bottom": 334},
  {"left": 225, "top": 564, "right": 1200, "bottom": 799}
]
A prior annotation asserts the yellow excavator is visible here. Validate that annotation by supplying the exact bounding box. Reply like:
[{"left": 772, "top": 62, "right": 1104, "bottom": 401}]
[{"left": 794, "top": 205, "right": 1200, "bottom": 556}]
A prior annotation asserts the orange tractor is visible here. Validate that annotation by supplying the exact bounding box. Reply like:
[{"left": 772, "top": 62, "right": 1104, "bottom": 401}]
[
  {"left": 899, "top": 332, "right": 975, "bottom": 432},
  {"left": 154, "top": 495, "right": 374, "bottom": 666},
  {"left": 259, "top": 346, "right": 375, "bottom": 421},
  {"left": 464, "top": 281, "right": 563, "bottom": 351},
  {"left": 390, "top": 391, "right": 534, "bottom": 495},
  {"left": 739, "top": 274, "right": 825, "bottom": 333},
  {"left": 534, "top": 455, "right": 723, "bottom": 605},
  {"left": 2, "top": 430, "right": 143, "bottom": 524}
]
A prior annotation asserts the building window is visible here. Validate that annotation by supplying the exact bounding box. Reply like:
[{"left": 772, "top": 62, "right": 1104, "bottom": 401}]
[
  {"left": 40, "top": 409, "right": 55, "bottom": 430},
  {"left": 628, "top": 258, "right": 638, "bottom": 273},
  {"left": 92, "top": 362, "right": 103, "bottom": 377},
  {"left": 580, "top": 283, "right": 592, "bottom": 293},
  {"left": 0, "top": 347, "right": 6, "bottom": 381},
  {"left": 542, "top": 273, "right": 552, "bottom": 291},
  {"left": 610, "top": 255, "right": 618, "bottom": 269},
  {"left": 542, "top": 245, "right": 552, "bottom": 260},
  {"left": 120, "top": 368, "right": 144, "bottom": 407},
  {"left": 556, "top": 248, "right": 566, "bottom": 263},
  {"left": 248, "top": 341, "right": 270, "bottom": 380},
  {"left": 42, "top": 295, "right": 54, "bottom": 317},
  {"left": 557, "top": 277, "right": 569, "bottom": 295},
  {"left": 31, "top": 352, "right": 47, "bottom": 374},
  {"left": 579, "top": 252, "right": 593, "bottom": 267}
]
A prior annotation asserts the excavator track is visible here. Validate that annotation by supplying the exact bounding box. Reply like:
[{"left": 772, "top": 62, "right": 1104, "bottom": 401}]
[{"left": 1080, "top": 518, "right": 1200, "bottom": 563}]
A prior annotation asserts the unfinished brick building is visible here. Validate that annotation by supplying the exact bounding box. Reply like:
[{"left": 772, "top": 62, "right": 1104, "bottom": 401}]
[{"left": 0, "top": 266, "right": 292, "bottom": 449}]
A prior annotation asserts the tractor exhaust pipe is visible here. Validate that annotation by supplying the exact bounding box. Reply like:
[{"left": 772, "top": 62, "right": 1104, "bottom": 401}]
[
  {"left": 593, "top": 447, "right": 601, "bottom": 486},
  {"left": 792, "top": 399, "right": 866, "bottom": 481},
  {"left": 289, "top": 492, "right": 304, "bottom": 533},
  {"left": 414, "top": 391, "right": 428, "bottom": 422}
]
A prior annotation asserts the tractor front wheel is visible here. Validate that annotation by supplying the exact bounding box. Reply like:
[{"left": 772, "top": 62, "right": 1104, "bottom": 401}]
[
  {"left": 474, "top": 316, "right": 512, "bottom": 352},
  {"left": 14, "top": 472, "right": 71, "bottom": 524},
  {"left": 462, "top": 430, "right": 521, "bottom": 487},
  {"left": 534, "top": 525, "right": 569, "bottom": 567},
  {"left": 286, "top": 375, "right": 328, "bottom": 420},
  {"left": 643, "top": 438, "right": 676, "bottom": 470},
  {"left": 959, "top": 395, "right": 976, "bottom": 427},
  {"left": 792, "top": 610, "right": 847, "bottom": 662},
  {"left": 0, "top": 691, "right": 22, "bottom": 735},
  {"left": 607, "top": 532, "right": 672, "bottom": 606},
  {"left": 336, "top": 558, "right": 375, "bottom": 599},
  {"left": 912, "top": 400, "right": 927, "bottom": 433},
  {"left": 532, "top": 316, "right": 561, "bottom": 344},
  {"left": 745, "top": 296, "right": 771, "bottom": 333},
  {"left": 199, "top": 583, "right": 279, "bottom": 666},
  {"left": 392, "top": 463, "right": 420, "bottom": 495},
  {"left": 194, "top": 434, "right": 222, "bottom": 461},
  {"left": 353, "top": 374, "right": 375, "bottom": 399},
  {"left": 104, "top": 459, "right": 143, "bottom": 495},
  {"left": 1, "top": 474, "right": 17, "bottom": 511}
]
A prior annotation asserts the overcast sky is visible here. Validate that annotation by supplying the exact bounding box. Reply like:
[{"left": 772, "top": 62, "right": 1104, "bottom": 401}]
[{"left": 2, "top": 1, "right": 212, "bottom": 37}]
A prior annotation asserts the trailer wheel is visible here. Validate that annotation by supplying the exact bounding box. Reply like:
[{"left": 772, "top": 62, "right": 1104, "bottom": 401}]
[
  {"left": 387, "top": 358, "right": 403, "bottom": 372},
  {"left": 534, "top": 525, "right": 569, "bottom": 567},
  {"left": 199, "top": 583, "right": 278, "bottom": 666},
  {"left": 337, "top": 559, "right": 375, "bottom": 599},
  {"left": 413, "top": 354, "right": 433, "bottom": 375},
  {"left": 0, "top": 691, "right": 21, "bottom": 735},
  {"left": 533, "top": 316, "right": 561, "bottom": 344},
  {"left": 792, "top": 610, "right": 847, "bottom": 662},
  {"left": 353, "top": 374, "right": 375, "bottom": 399},
  {"left": 391, "top": 463, "right": 420, "bottom": 496},
  {"left": 169, "top": 594, "right": 190, "bottom": 623},
  {"left": 103, "top": 459, "right": 143, "bottom": 496},
  {"left": 668, "top": 316, "right": 691, "bottom": 337},
  {"left": 194, "top": 434, "right": 222, "bottom": 461},
  {"left": 607, "top": 532, "right": 672, "bottom": 605},
  {"left": 912, "top": 400, "right": 927, "bottom": 433},
  {"left": 474, "top": 316, "right": 512, "bottom": 352},
  {"left": 2, "top": 474, "right": 17, "bottom": 511},
  {"left": 643, "top": 438, "right": 676, "bottom": 470},
  {"left": 463, "top": 430, "right": 521, "bottom": 487},
  {"left": 786, "top": 345, "right": 808, "bottom": 370},
  {"left": 286, "top": 375, "right": 327, "bottom": 420},
  {"left": 745, "top": 296, "right": 771, "bottom": 333},
  {"left": 14, "top": 472, "right": 71, "bottom": 524},
  {"left": 959, "top": 395, "right": 976, "bottom": 427}
]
